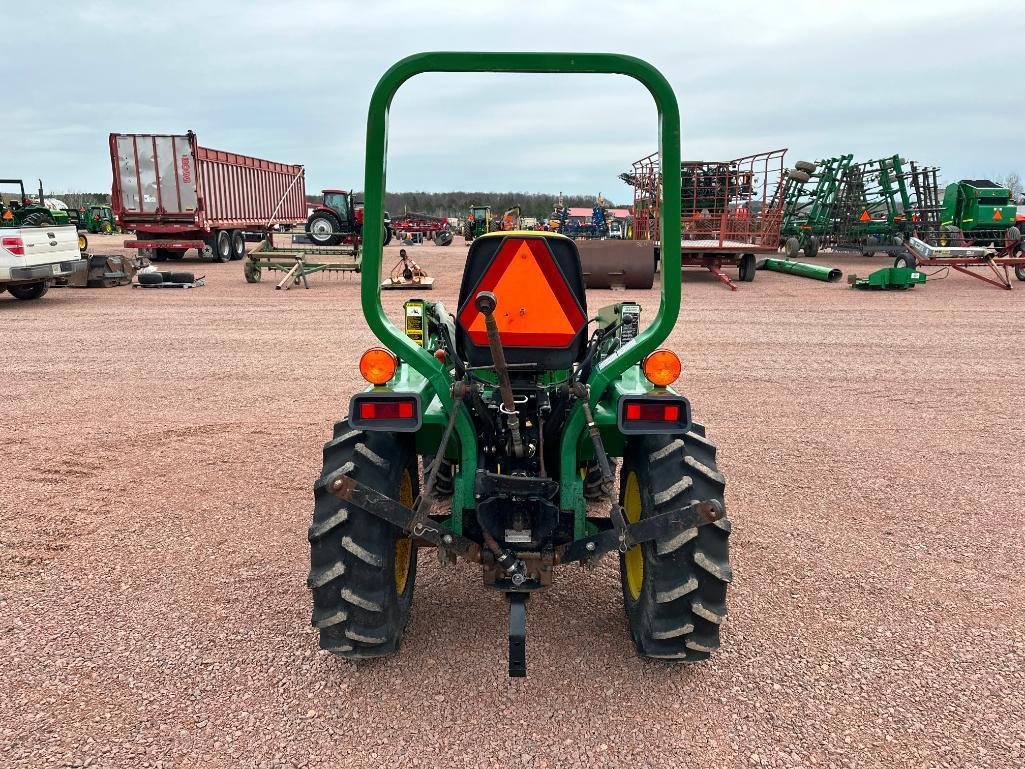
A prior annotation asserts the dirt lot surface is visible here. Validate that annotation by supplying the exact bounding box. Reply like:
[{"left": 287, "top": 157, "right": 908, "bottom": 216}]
[{"left": 2, "top": 234, "right": 1024, "bottom": 768}]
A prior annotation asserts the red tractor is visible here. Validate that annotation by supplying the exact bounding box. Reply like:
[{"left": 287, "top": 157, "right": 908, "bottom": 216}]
[{"left": 306, "top": 189, "right": 392, "bottom": 246}]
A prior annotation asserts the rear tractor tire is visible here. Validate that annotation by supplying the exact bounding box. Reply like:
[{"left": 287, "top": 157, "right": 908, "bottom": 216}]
[
  {"left": 308, "top": 425, "right": 419, "bottom": 659},
  {"left": 619, "top": 426, "right": 731, "bottom": 662}
]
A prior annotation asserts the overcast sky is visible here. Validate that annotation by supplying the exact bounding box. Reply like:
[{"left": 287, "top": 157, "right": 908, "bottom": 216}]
[{"left": 6, "top": 0, "right": 1022, "bottom": 203}]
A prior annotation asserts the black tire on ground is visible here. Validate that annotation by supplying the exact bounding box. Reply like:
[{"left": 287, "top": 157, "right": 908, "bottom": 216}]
[
  {"left": 894, "top": 253, "right": 916, "bottom": 269},
  {"left": 805, "top": 236, "right": 820, "bottom": 259},
  {"left": 137, "top": 272, "right": 163, "bottom": 285},
  {"left": 794, "top": 160, "right": 817, "bottom": 174},
  {"left": 309, "top": 426, "right": 419, "bottom": 659},
  {"left": 307, "top": 212, "right": 343, "bottom": 246},
  {"left": 1014, "top": 266, "right": 1025, "bottom": 282},
  {"left": 434, "top": 230, "right": 453, "bottom": 247},
  {"left": 209, "top": 230, "right": 231, "bottom": 263},
  {"left": 244, "top": 259, "right": 262, "bottom": 283},
  {"left": 583, "top": 457, "right": 618, "bottom": 500},
  {"left": 230, "top": 230, "right": 246, "bottom": 261},
  {"left": 423, "top": 455, "right": 454, "bottom": 498},
  {"left": 169, "top": 272, "right": 195, "bottom": 284},
  {"left": 9, "top": 281, "right": 49, "bottom": 300},
  {"left": 619, "top": 426, "right": 731, "bottom": 662},
  {"left": 788, "top": 169, "right": 811, "bottom": 184},
  {"left": 383, "top": 226, "right": 393, "bottom": 247},
  {"left": 20, "top": 211, "right": 55, "bottom": 227},
  {"left": 738, "top": 253, "right": 757, "bottom": 282},
  {"left": 784, "top": 236, "right": 800, "bottom": 259}
]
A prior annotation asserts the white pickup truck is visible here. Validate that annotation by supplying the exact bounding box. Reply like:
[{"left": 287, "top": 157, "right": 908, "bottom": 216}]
[{"left": 0, "top": 224, "right": 85, "bottom": 300}]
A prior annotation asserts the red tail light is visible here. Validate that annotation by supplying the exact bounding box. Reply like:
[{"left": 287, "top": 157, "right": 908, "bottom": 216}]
[
  {"left": 349, "top": 394, "right": 422, "bottom": 433},
  {"left": 619, "top": 396, "right": 691, "bottom": 435},
  {"left": 625, "top": 403, "right": 680, "bottom": 422},
  {"left": 360, "top": 400, "right": 414, "bottom": 420},
  {"left": 2, "top": 236, "right": 25, "bottom": 256}
]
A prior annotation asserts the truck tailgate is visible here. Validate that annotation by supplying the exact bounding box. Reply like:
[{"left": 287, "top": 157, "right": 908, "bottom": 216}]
[{"left": 20, "top": 225, "right": 81, "bottom": 265}]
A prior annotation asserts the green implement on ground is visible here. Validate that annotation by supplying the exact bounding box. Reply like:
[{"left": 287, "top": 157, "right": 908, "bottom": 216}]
[
  {"left": 760, "top": 258, "right": 842, "bottom": 282},
  {"left": 307, "top": 52, "right": 732, "bottom": 677},
  {"left": 848, "top": 266, "right": 926, "bottom": 290}
]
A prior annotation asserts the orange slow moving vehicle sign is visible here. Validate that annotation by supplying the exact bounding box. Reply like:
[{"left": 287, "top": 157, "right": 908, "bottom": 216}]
[{"left": 458, "top": 237, "right": 586, "bottom": 348}]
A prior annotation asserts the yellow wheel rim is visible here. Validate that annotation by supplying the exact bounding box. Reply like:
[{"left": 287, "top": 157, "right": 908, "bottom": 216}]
[
  {"left": 394, "top": 469, "right": 414, "bottom": 594},
  {"left": 623, "top": 471, "right": 643, "bottom": 600},
  {"left": 78, "top": 235, "right": 86, "bottom": 250}
]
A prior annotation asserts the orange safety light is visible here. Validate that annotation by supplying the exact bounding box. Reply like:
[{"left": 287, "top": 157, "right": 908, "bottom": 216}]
[
  {"left": 458, "top": 237, "right": 585, "bottom": 348},
  {"left": 359, "top": 347, "right": 398, "bottom": 384},
  {"left": 642, "top": 349, "right": 682, "bottom": 386}
]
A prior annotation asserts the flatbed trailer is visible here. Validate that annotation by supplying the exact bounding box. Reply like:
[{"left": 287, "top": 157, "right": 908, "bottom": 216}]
[{"left": 244, "top": 230, "right": 359, "bottom": 290}]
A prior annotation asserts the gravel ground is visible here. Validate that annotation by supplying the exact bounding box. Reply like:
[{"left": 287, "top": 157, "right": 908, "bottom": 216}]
[{"left": 2, "top": 234, "right": 1023, "bottom": 768}]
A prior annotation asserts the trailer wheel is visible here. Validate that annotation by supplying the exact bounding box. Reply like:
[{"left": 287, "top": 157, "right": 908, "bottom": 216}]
[
  {"left": 309, "top": 426, "right": 419, "bottom": 659},
  {"left": 8, "top": 281, "right": 50, "bottom": 300},
  {"left": 804, "top": 236, "right": 819, "bottom": 259},
  {"left": 1014, "top": 266, "right": 1025, "bottom": 282},
  {"left": 894, "top": 253, "right": 916, "bottom": 269},
  {"left": 619, "top": 428, "right": 731, "bottom": 662},
  {"left": 209, "top": 230, "right": 231, "bottom": 263},
  {"left": 229, "top": 230, "right": 246, "bottom": 261},
  {"left": 307, "top": 212, "right": 343, "bottom": 246},
  {"left": 739, "top": 253, "right": 757, "bottom": 282},
  {"left": 794, "top": 161, "right": 817, "bottom": 174},
  {"left": 244, "top": 259, "right": 262, "bottom": 283},
  {"left": 784, "top": 236, "right": 800, "bottom": 259},
  {"left": 383, "top": 226, "right": 393, "bottom": 247}
]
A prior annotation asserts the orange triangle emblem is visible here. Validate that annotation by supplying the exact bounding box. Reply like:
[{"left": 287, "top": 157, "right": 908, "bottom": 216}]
[
  {"left": 859, "top": 210, "right": 871, "bottom": 222},
  {"left": 458, "top": 237, "right": 585, "bottom": 348},
  {"left": 993, "top": 209, "right": 1003, "bottom": 220}
]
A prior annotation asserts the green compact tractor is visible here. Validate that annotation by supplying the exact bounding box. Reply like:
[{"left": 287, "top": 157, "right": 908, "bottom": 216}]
[
  {"left": 308, "top": 52, "right": 732, "bottom": 676},
  {"left": 0, "top": 178, "right": 70, "bottom": 227},
  {"left": 78, "top": 204, "right": 118, "bottom": 234},
  {"left": 463, "top": 204, "right": 492, "bottom": 242},
  {"left": 939, "top": 180, "right": 1019, "bottom": 246}
]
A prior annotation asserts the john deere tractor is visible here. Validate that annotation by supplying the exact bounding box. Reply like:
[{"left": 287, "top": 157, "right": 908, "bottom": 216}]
[
  {"left": 463, "top": 204, "right": 492, "bottom": 242},
  {"left": 308, "top": 53, "right": 731, "bottom": 676}
]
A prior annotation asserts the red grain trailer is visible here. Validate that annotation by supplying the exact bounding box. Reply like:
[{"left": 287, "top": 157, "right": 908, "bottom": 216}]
[{"left": 110, "top": 131, "right": 306, "bottom": 262}]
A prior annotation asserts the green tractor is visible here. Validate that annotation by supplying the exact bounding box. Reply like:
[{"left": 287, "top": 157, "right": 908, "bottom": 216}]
[
  {"left": 463, "top": 204, "right": 492, "bottom": 242},
  {"left": 77, "top": 204, "right": 119, "bottom": 235},
  {"left": 308, "top": 52, "right": 731, "bottom": 676},
  {"left": 1, "top": 178, "right": 89, "bottom": 251},
  {"left": 939, "top": 179, "right": 1020, "bottom": 246}
]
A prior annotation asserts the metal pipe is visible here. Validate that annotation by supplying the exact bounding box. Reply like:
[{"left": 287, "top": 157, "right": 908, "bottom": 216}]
[
  {"left": 474, "top": 291, "right": 525, "bottom": 458},
  {"left": 761, "top": 258, "right": 842, "bottom": 282}
]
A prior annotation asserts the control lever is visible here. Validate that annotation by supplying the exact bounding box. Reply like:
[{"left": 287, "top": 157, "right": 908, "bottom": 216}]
[{"left": 474, "top": 291, "right": 525, "bottom": 458}]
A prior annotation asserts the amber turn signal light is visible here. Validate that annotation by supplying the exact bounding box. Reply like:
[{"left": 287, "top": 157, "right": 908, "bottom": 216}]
[
  {"left": 359, "top": 348, "right": 398, "bottom": 385},
  {"left": 642, "top": 349, "right": 682, "bottom": 387}
]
